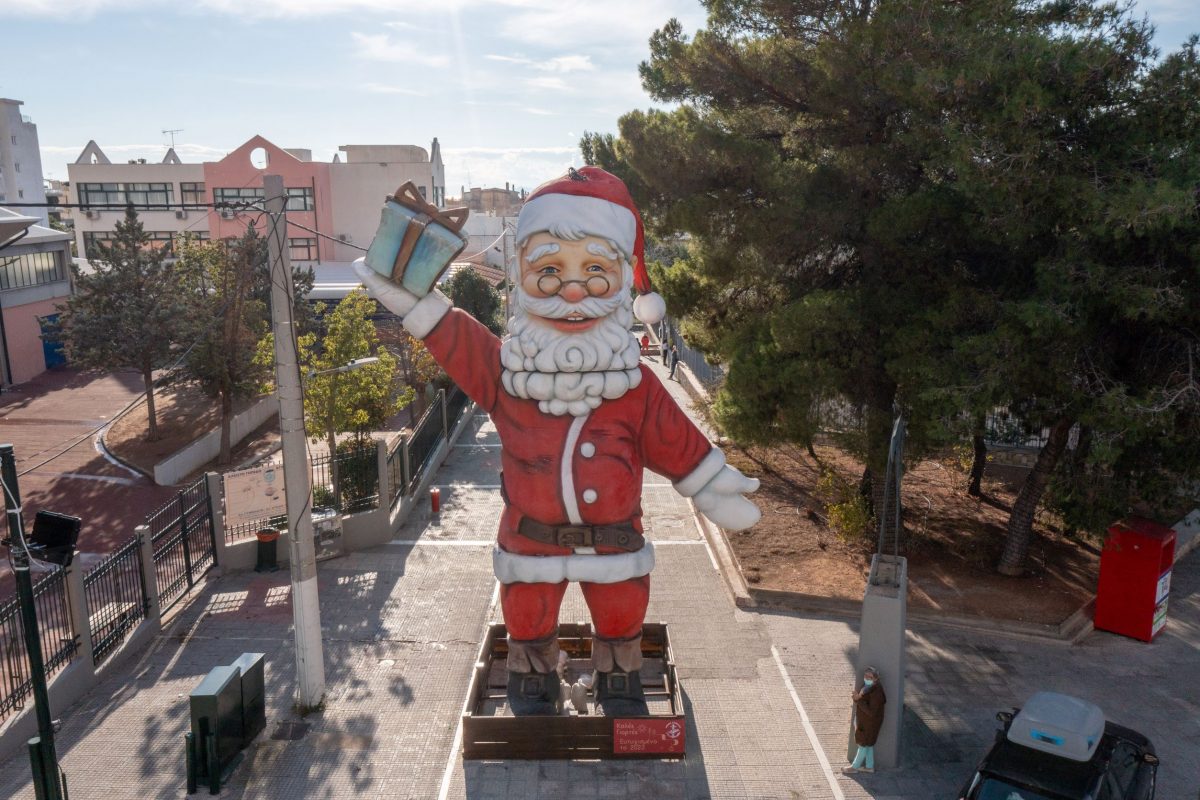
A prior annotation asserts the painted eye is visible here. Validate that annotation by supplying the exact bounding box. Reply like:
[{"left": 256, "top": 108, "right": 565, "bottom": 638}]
[
  {"left": 587, "top": 263, "right": 605, "bottom": 272},
  {"left": 538, "top": 265, "right": 559, "bottom": 275}
]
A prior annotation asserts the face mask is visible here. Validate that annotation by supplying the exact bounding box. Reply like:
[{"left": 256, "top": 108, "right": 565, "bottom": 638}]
[{"left": 863, "top": 679, "right": 875, "bottom": 687}]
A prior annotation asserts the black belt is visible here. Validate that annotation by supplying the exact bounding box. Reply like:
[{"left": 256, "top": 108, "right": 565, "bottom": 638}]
[{"left": 517, "top": 518, "right": 645, "bottom": 552}]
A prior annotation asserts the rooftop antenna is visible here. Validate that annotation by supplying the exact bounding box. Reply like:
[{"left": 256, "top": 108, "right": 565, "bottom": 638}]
[{"left": 162, "top": 128, "right": 183, "bottom": 149}]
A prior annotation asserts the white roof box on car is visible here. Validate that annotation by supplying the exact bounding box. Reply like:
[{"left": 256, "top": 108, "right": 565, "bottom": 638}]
[{"left": 1007, "top": 692, "right": 1105, "bottom": 762}]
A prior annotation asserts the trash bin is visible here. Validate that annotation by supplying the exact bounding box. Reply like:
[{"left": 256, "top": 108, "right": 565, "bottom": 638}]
[
  {"left": 1094, "top": 517, "right": 1176, "bottom": 642},
  {"left": 254, "top": 528, "right": 280, "bottom": 573}
]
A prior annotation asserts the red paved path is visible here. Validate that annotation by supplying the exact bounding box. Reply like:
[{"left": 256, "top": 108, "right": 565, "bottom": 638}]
[{"left": 0, "top": 369, "right": 177, "bottom": 598}]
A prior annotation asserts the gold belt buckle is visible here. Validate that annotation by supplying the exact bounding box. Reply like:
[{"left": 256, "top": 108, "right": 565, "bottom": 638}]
[{"left": 556, "top": 526, "right": 592, "bottom": 548}]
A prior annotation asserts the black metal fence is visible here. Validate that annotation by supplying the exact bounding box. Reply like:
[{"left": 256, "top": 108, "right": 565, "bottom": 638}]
[
  {"left": 660, "top": 318, "right": 725, "bottom": 388},
  {"left": 406, "top": 392, "right": 447, "bottom": 493},
  {"left": 148, "top": 475, "right": 216, "bottom": 613},
  {"left": 0, "top": 568, "right": 77, "bottom": 723},
  {"left": 387, "top": 438, "right": 408, "bottom": 508},
  {"left": 445, "top": 385, "right": 469, "bottom": 428},
  {"left": 83, "top": 536, "right": 148, "bottom": 666},
  {"left": 311, "top": 442, "right": 379, "bottom": 515},
  {"left": 984, "top": 407, "right": 1052, "bottom": 449}
]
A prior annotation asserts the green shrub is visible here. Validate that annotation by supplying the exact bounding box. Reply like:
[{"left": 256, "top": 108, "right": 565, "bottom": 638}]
[{"left": 816, "top": 467, "right": 874, "bottom": 542}]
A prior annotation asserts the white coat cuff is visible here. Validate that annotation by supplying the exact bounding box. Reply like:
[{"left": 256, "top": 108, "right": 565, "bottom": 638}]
[
  {"left": 493, "top": 543, "right": 655, "bottom": 585},
  {"left": 403, "top": 290, "right": 453, "bottom": 339},
  {"left": 673, "top": 448, "right": 725, "bottom": 498}
]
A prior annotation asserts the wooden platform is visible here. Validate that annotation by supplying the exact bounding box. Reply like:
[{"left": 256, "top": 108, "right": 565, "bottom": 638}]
[{"left": 461, "top": 622, "right": 686, "bottom": 760}]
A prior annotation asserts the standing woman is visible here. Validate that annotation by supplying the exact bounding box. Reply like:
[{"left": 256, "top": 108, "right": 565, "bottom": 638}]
[{"left": 844, "top": 666, "right": 885, "bottom": 774}]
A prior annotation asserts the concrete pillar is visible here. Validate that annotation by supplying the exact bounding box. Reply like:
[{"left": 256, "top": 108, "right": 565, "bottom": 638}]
[
  {"left": 62, "top": 561, "right": 94, "bottom": 667},
  {"left": 851, "top": 554, "right": 907, "bottom": 769},
  {"left": 136, "top": 525, "right": 161, "bottom": 626},
  {"left": 206, "top": 472, "right": 228, "bottom": 568},
  {"left": 376, "top": 439, "right": 391, "bottom": 511}
]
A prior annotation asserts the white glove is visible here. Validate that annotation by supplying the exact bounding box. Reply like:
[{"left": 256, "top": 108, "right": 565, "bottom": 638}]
[
  {"left": 692, "top": 464, "right": 761, "bottom": 531},
  {"left": 354, "top": 258, "right": 419, "bottom": 317}
]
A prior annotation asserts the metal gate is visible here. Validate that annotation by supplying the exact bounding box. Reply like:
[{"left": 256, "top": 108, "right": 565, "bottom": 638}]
[{"left": 147, "top": 476, "right": 216, "bottom": 613}]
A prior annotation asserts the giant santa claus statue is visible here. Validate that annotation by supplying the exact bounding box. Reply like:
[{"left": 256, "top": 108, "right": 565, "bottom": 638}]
[{"left": 356, "top": 167, "right": 760, "bottom": 716}]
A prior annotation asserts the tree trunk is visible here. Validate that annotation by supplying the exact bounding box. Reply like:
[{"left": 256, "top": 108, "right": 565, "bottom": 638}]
[
  {"left": 968, "top": 432, "right": 988, "bottom": 497},
  {"left": 143, "top": 365, "right": 159, "bottom": 441},
  {"left": 328, "top": 429, "right": 340, "bottom": 511},
  {"left": 997, "top": 416, "right": 1074, "bottom": 576},
  {"left": 218, "top": 389, "right": 233, "bottom": 465},
  {"left": 858, "top": 402, "right": 901, "bottom": 553}
]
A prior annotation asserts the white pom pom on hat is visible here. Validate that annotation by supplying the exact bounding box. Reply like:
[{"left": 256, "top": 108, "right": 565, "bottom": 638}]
[{"left": 517, "top": 166, "right": 666, "bottom": 325}]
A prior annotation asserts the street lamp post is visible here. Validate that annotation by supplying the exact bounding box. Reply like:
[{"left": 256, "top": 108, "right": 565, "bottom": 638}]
[{"left": 1, "top": 445, "right": 66, "bottom": 800}]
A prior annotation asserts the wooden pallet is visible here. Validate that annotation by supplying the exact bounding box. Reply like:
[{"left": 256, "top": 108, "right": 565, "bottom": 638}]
[{"left": 462, "top": 622, "right": 686, "bottom": 760}]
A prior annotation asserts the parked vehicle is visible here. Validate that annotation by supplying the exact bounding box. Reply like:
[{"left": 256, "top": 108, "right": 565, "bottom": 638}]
[{"left": 958, "top": 692, "right": 1158, "bottom": 800}]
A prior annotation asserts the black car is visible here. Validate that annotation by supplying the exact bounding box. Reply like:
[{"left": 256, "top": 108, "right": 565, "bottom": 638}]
[{"left": 958, "top": 692, "right": 1158, "bottom": 800}]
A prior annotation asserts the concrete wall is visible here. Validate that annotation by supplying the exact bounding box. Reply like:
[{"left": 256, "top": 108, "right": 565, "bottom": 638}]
[
  {"left": 328, "top": 157, "right": 436, "bottom": 263},
  {"left": 153, "top": 396, "right": 277, "bottom": 486},
  {"left": 1, "top": 293, "right": 67, "bottom": 384},
  {"left": 67, "top": 160, "right": 207, "bottom": 260}
]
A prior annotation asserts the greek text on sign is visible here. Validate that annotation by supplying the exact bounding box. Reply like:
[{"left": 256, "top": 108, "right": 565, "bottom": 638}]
[
  {"left": 223, "top": 462, "right": 286, "bottom": 527},
  {"left": 612, "top": 718, "right": 686, "bottom": 755}
]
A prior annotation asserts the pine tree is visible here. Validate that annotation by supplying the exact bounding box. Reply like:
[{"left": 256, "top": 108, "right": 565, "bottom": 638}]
[
  {"left": 58, "top": 205, "right": 193, "bottom": 441},
  {"left": 586, "top": 2, "right": 1200, "bottom": 574}
]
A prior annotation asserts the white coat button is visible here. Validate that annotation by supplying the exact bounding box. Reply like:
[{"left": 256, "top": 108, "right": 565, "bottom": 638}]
[
  {"left": 580, "top": 442, "right": 596, "bottom": 458},
  {"left": 582, "top": 489, "right": 598, "bottom": 504}
]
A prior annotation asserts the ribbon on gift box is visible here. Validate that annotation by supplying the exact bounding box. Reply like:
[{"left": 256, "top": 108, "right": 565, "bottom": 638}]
[{"left": 386, "top": 181, "right": 469, "bottom": 287}]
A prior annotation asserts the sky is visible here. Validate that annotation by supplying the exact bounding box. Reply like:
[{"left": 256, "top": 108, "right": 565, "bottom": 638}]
[{"left": 2, "top": 0, "right": 1197, "bottom": 197}]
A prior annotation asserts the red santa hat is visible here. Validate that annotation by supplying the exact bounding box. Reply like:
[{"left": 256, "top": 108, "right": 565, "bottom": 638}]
[{"left": 516, "top": 166, "right": 666, "bottom": 326}]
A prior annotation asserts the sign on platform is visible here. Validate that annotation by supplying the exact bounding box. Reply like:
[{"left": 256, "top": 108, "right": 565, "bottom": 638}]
[
  {"left": 612, "top": 718, "right": 686, "bottom": 755},
  {"left": 223, "top": 463, "right": 286, "bottom": 526}
]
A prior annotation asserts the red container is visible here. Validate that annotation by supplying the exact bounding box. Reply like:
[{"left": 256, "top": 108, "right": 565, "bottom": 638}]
[
  {"left": 1094, "top": 517, "right": 1175, "bottom": 642},
  {"left": 430, "top": 487, "right": 441, "bottom": 514}
]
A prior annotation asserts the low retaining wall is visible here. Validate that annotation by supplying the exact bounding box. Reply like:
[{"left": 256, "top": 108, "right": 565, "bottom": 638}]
[{"left": 153, "top": 396, "right": 277, "bottom": 486}]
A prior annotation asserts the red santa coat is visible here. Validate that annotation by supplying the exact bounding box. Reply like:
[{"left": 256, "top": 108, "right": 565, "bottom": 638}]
[
  {"left": 422, "top": 307, "right": 716, "bottom": 560},
  {"left": 420, "top": 303, "right": 720, "bottom": 642}
]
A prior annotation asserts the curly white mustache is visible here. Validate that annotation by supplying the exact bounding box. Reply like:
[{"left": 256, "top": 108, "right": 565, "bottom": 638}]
[{"left": 500, "top": 285, "right": 642, "bottom": 416}]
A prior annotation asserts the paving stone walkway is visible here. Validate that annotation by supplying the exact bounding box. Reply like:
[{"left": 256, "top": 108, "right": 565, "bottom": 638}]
[{"left": 0, "top": 354, "right": 1196, "bottom": 799}]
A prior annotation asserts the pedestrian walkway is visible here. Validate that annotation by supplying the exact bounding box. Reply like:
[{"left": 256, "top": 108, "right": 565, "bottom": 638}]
[
  {"left": 0, "top": 368, "right": 177, "bottom": 598},
  {"left": 0, "top": 356, "right": 1196, "bottom": 798}
]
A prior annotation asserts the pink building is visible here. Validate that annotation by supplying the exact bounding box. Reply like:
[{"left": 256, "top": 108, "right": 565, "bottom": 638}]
[
  {"left": 0, "top": 210, "right": 74, "bottom": 387},
  {"left": 204, "top": 136, "right": 334, "bottom": 263}
]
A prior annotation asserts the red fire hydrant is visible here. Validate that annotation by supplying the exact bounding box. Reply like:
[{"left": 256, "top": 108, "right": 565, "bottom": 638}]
[{"left": 430, "top": 487, "right": 441, "bottom": 514}]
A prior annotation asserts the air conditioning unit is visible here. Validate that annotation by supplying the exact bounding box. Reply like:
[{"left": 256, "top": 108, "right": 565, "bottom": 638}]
[
  {"left": 337, "top": 233, "right": 351, "bottom": 243},
  {"left": 85, "top": 209, "right": 100, "bottom": 220},
  {"left": 175, "top": 210, "right": 187, "bottom": 220},
  {"left": 219, "top": 210, "right": 235, "bottom": 220}
]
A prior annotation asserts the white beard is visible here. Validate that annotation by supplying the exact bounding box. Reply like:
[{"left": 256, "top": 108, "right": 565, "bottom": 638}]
[{"left": 500, "top": 282, "right": 642, "bottom": 417}]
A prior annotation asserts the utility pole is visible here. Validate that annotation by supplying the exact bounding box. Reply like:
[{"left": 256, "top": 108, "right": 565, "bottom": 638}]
[
  {"left": 263, "top": 175, "right": 326, "bottom": 709},
  {"left": 1, "top": 445, "right": 65, "bottom": 800}
]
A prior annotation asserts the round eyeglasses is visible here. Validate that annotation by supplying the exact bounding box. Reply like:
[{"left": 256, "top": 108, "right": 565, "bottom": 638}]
[{"left": 535, "top": 273, "right": 612, "bottom": 298}]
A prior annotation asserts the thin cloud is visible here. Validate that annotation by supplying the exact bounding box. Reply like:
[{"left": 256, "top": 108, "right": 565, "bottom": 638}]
[
  {"left": 362, "top": 83, "right": 426, "bottom": 96},
  {"left": 524, "top": 108, "right": 556, "bottom": 116},
  {"left": 525, "top": 76, "right": 568, "bottom": 91},
  {"left": 486, "top": 54, "right": 594, "bottom": 73},
  {"left": 350, "top": 32, "right": 450, "bottom": 68}
]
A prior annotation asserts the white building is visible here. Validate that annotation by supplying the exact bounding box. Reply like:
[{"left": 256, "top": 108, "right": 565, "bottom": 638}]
[{"left": 0, "top": 99, "right": 49, "bottom": 226}]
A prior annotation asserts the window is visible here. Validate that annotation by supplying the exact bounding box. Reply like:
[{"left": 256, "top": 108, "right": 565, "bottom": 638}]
[
  {"left": 14, "top": 163, "right": 19, "bottom": 173},
  {"left": 78, "top": 182, "right": 174, "bottom": 208},
  {"left": 83, "top": 231, "right": 175, "bottom": 259},
  {"left": 17, "top": 190, "right": 23, "bottom": 199},
  {"left": 418, "top": 185, "right": 427, "bottom": 200},
  {"left": 0, "top": 250, "right": 66, "bottom": 292},
  {"left": 288, "top": 237, "right": 317, "bottom": 261},
  {"left": 286, "top": 187, "right": 314, "bottom": 211},
  {"left": 180, "top": 182, "right": 206, "bottom": 207},
  {"left": 10, "top": 135, "right": 15, "bottom": 145},
  {"left": 213, "top": 187, "right": 265, "bottom": 206}
]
